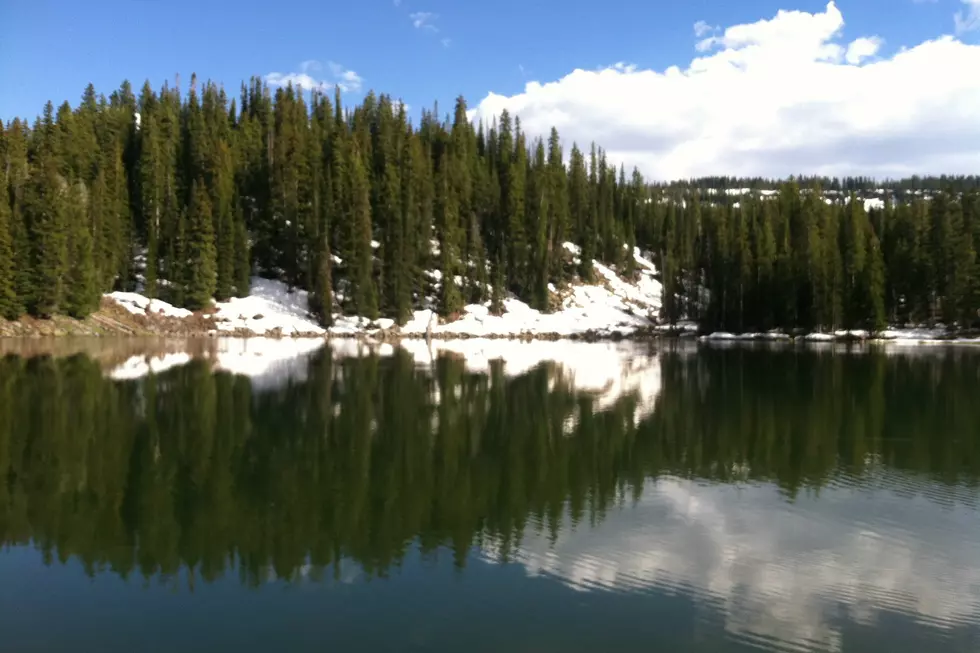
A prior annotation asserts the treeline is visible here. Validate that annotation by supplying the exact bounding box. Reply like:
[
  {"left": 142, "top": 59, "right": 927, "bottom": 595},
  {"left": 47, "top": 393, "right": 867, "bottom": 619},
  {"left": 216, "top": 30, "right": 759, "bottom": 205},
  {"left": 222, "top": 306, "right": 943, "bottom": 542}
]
[
  {"left": 661, "top": 174, "right": 980, "bottom": 193},
  {"left": 1, "top": 76, "right": 978, "bottom": 332},
  {"left": 1, "top": 346, "right": 978, "bottom": 586},
  {"left": 658, "top": 186, "right": 980, "bottom": 332},
  {"left": 0, "top": 76, "right": 644, "bottom": 325}
]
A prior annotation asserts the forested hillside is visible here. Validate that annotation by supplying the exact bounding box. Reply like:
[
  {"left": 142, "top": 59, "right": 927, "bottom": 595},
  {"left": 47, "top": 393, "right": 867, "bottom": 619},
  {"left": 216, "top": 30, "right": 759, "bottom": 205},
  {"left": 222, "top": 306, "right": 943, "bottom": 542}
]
[{"left": 1, "top": 76, "right": 978, "bottom": 333}]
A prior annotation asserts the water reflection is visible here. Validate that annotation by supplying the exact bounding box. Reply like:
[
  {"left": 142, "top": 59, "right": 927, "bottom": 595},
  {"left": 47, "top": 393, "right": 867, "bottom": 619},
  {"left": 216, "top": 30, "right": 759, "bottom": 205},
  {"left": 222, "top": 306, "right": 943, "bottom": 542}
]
[{"left": 0, "top": 341, "right": 978, "bottom": 651}]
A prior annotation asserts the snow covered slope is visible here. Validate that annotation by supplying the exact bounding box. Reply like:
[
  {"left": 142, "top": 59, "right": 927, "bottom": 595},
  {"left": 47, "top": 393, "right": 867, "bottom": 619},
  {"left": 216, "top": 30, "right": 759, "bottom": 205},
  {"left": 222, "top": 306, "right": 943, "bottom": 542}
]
[
  {"left": 212, "top": 278, "right": 325, "bottom": 336},
  {"left": 398, "top": 246, "right": 662, "bottom": 338},
  {"left": 107, "top": 277, "right": 325, "bottom": 336},
  {"left": 103, "top": 247, "right": 663, "bottom": 340}
]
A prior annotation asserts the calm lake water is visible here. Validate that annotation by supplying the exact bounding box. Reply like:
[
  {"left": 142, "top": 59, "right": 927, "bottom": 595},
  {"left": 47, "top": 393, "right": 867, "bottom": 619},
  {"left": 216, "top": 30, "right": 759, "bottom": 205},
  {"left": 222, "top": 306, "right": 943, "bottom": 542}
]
[{"left": 1, "top": 339, "right": 979, "bottom": 652}]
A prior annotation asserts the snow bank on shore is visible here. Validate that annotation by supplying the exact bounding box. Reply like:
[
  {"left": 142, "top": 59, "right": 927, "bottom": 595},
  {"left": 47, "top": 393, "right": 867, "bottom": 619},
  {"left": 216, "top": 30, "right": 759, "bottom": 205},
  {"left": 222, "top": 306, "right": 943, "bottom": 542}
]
[
  {"left": 398, "top": 248, "right": 662, "bottom": 338},
  {"left": 108, "top": 292, "right": 193, "bottom": 319},
  {"left": 104, "top": 248, "right": 662, "bottom": 340},
  {"left": 699, "top": 327, "right": 980, "bottom": 345},
  {"left": 107, "top": 277, "right": 325, "bottom": 336},
  {"left": 213, "top": 278, "right": 325, "bottom": 336}
]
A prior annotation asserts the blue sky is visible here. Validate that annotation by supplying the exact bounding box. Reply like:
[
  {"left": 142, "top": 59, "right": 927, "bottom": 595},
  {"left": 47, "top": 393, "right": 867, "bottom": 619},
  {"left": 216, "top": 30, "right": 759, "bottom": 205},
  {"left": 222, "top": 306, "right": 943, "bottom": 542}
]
[
  {"left": 0, "top": 0, "right": 967, "bottom": 119},
  {"left": 2, "top": 1, "right": 978, "bottom": 178}
]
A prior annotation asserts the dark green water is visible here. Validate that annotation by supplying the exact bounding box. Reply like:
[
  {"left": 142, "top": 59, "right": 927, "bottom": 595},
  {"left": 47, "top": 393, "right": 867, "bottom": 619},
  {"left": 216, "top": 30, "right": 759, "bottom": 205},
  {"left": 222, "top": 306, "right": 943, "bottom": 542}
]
[{"left": 1, "top": 341, "right": 979, "bottom": 652}]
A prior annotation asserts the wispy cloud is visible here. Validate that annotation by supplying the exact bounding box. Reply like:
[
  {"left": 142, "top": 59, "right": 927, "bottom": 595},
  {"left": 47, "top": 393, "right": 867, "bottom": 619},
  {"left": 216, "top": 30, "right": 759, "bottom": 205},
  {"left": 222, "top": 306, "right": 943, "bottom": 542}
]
[
  {"left": 693, "top": 20, "right": 718, "bottom": 37},
  {"left": 327, "top": 62, "right": 363, "bottom": 92},
  {"left": 393, "top": 0, "right": 401, "bottom": 5},
  {"left": 441, "top": 37, "right": 451, "bottom": 48},
  {"left": 264, "top": 60, "right": 363, "bottom": 94},
  {"left": 955, "top": 0, "right": 980, "bottom": 33},
  {"left": 410, "top": 11, "right": 439, "bottom": 32}
]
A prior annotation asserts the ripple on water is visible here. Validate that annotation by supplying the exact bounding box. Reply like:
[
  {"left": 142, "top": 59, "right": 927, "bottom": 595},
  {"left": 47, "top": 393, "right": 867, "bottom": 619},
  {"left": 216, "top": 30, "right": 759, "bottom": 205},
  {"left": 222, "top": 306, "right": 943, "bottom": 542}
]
[{"left": 491, "top": 470, "right": 980, "bottom": 652}]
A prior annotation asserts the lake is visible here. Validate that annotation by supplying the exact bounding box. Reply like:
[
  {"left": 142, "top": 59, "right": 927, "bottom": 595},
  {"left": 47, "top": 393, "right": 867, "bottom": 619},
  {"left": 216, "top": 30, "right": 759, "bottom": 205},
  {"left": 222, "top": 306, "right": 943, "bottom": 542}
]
[{"left": 1, "top": 339, "right": 979, "bottom": 652}]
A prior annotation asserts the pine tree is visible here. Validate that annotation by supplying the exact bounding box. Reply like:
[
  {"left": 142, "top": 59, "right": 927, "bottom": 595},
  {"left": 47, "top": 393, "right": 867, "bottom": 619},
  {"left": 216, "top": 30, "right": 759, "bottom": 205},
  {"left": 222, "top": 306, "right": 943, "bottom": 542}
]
[
  {"left": 865, "top": 228, "right": 887, "bottom": 331},
  {"left": 213, "top": 141, "right": 236, "bottom": 301},
  {"left": 842, "top": 194, "right": 868, "bottom": 328},
  {"left": 348, "top": 141, "right": 378, "bottom": 319},
  {"left": 4, "top": 120, "right": 33, "bottom": 306},
  {"left": 755, "top": 200, "right": 777, "bottom": 329},
  {"left": 310, "top": 229, "right": 333, "bottom": 326},
  {"left": 734, "top": 202, "right": 753, "bottom": 331},
  {"left": 0, "top": 181, "right": 21, "bottom": 319},
  {"left": 436, "top": 151, "right": 463, "bottom": 317},
  {"left": 547, "top": 128, "right": 569, "bottom": 285},
  {"left": 948, "top": 200, "right": 976, "bottom": 326},
  {"left": 63, "top": 182, "right": 100, "bottom": 317},
  {"left": 25, "top": 155, "right": 68, "bottom": 318},
  {"left": 233, "top": 203, "right": 251, "bottom": 296},
  {"left": 507, "top": 120, "right": 528, "bottom": 293},
  {"left": 184, "top": 179, "right": 217, "bottom": 310},
  {"left": 378, "top": 97, "right": 406, "bottom": 321},
  {"left": 568, "top": 144, "right": 593, "bottom": 282},
  {"left": 139, "top": 106, "right": 162, "bottom": 298},
  {"left": 527, "top": 139, "right": 550, "bottom": 310}
]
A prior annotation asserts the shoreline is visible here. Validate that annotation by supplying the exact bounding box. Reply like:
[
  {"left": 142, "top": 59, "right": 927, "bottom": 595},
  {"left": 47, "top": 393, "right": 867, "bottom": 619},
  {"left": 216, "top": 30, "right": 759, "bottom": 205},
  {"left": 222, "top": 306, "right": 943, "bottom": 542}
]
[
  {"left": 2, "top": 319, "right": 980, "bottom": 346},
  {"left": 1, "top": 289, "right": 977, "bottom": 346}
]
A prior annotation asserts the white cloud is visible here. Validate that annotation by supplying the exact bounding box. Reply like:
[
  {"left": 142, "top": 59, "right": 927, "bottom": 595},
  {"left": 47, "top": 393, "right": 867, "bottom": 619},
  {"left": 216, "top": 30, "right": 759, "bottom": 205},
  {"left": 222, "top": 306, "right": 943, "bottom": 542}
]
[
  {"left": 469, "top": 1, "right": 980, "bottom": 180},
  {"left": 264, "top": 60, "right": 362, "bottom": 94},
  {"left": 393, "top": 0, "right": 401, "bottom": 5},
  {"left": 327, "top": 61, "right": 363, "bottom": 92},
  {"left": 955, "top": 0, "right": 980, "bottom": 33},
  {"left": 410, "top": 11, "right": 438, "bottom": 32},
  {"left": 693, "top": 20, "right": 716, "bottom": 37},
  {"left": 845, "top": 36, "right": 883, "bottom": 64},
  {"left": 441, "top": 37, "right": 452, "bottom": 48},
  {"left": 263, "top": 72, "right": 328, "bottom": 92}
]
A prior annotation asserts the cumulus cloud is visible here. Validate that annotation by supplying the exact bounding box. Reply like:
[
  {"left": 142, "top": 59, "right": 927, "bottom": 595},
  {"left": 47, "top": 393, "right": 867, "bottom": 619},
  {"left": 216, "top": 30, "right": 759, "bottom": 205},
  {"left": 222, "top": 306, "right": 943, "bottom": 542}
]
[
  {"left": 410, "top": 11, "right": 438, "bottom": 32},
  {"left": 955, "top": 0, "right": 980, "bottom": 33},
  {"left": 264, "top": 60, "right": 362, "bottom": 94},
  {"left": 845, "top": 36, "right": 883, "bottom": 64},
  {"left": 468, "top": 1, "right": 980, "bottom": 180}
]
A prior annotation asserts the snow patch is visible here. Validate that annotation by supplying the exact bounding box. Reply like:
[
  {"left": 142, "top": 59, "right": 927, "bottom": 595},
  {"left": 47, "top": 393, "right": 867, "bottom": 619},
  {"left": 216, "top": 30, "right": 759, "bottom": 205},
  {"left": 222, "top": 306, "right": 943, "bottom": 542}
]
[
  {"left": 400, "top": 249, "right": 662, "bottom": 338},
  {"left": 214, "top": 278, "right": 325, "bottom": 336},
  {"left": 108, "top": 292, "right": 192, "bottom": 318}
]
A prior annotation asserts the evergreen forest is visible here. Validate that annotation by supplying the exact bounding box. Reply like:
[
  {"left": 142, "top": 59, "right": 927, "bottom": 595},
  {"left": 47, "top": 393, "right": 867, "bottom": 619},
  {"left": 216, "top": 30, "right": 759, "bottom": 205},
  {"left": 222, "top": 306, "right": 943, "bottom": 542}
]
[{"left": 1, "top": 76, "right": 979, "bottom": 332}]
